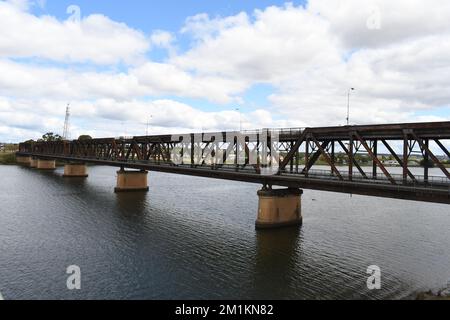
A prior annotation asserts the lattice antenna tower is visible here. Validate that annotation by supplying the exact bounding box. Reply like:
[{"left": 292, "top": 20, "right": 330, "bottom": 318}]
[{"left": 63, "top": 103, "right": 71, "bottom": 140}]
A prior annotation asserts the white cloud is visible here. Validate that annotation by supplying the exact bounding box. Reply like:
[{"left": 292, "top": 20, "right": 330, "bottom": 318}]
[
  {"left": 174, "top": 4, "right": 341, "bottom": 83},
  {"left": 131, "top": 62, "right": 247, "bottom": 103},
  {"left": 0, "top": 1, "right": 150, "bottom": 64},
  {"left": 0, "top": 59, "right": 247, "bottom": 104},
  {"left": 0, "top": 97, "right": 280, "bottom": 141},
  {"left": 151, "top": 30, "right": 174, "bottom": 47},
  {"left": 1, "top": 0, "right": 450, "bottom": 143},
  {"left": 181, "top": 12, "right": 250, "bottom": 40},
  {"left": 308, "top": 0, "right": 450, "bottom": 48},
  {"left": 171, "top": 1, "right": 450, "bottom": 126},
  {"left": 0, "top": 59, "right": 146, "bottom": 100},
  {"left": 6, "top": 0, "right": 31, "bottom": 10}
]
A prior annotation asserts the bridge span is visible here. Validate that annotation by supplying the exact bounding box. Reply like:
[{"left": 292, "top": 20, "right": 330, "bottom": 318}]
[{"left": 16, "top": 121, "right": 450, "bottom": 229}]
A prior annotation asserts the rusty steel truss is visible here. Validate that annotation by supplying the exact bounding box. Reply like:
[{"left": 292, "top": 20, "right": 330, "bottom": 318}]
[{"left": 17, "top": 121, "right": 450, "bottom": 204}]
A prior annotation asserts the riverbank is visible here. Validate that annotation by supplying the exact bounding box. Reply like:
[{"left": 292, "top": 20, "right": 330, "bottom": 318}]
[
  {"left": 416, "top": 290, "right": 450, "bottom": 300},
  {"left": 0, "top": 154, "right": 68, "bottom": 167},
  {"left": 0, "top": 153, "right": 16, "bottom": 165}
]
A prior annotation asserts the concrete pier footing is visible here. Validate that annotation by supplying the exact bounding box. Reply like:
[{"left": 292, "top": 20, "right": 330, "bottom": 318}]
[
  {"left": 256, "top": 188, "right": 303, "bottom": 229},
  {"left": 115, "top": 170, "right": 149, "bottom": 193},
  {"left": 16, "top": 155, "right": 32, "bottom": 165},
  {"left": 63, "top": 164, "right": 88, "bottom": 178},
  {"left": 29, "top": 158, "right": 38, "bottom": 168},
  {"left": 37, "top": 159, "right": 56, "bottom": 170}
]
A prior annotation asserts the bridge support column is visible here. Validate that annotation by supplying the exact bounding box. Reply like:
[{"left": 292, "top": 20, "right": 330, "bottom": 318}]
[
  {"left": 64, "top": 163, "right": 88, "bottom": 178},
  {"left": 115, "top": 169, "right": 149, "bottom": 193},
  {"left": 16, "top": 155, "right": 31, "bottom": 165},
  {"left": 37, "top": 159, "right": 56, "bottom": 170},
  {"left": 256, "top": 188, "right": 303, "bottom": 229},
  {"left": 29, "top": 157, "right": 38, "bottom": 168}
]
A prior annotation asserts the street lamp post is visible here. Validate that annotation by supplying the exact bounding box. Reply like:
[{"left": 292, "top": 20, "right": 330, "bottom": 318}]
[
  {"left": 347, "top": 88, "right": 355, "bottom": 126},
  {"left": 146, "top": 115, "right": 153, "bottom": 136},
  {"left": 236, "top": 108, "right": 242, "bottom": 132}
]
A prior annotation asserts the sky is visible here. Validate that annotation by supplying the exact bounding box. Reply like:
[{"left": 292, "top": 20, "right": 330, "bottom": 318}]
[{"left": 0, "top": 0, "right": 449, "bottom": 142}]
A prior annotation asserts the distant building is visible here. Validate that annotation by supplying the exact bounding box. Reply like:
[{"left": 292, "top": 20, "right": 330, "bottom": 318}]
[{"left": 0, "top": 144, "right": 5, "bottom": 152}]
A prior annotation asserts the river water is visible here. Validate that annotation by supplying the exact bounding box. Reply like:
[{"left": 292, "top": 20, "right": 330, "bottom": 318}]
[{"left": 0, "top": 165, "right": 449, "bottom": 300}]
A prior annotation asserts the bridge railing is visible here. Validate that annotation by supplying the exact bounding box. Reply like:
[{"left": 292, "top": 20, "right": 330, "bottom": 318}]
[
  {"left": 283, "top": 168, "right": 450, "bottom": 189},
  {"left": 237, "top": 127, "right": 306, "bottom": 136}
]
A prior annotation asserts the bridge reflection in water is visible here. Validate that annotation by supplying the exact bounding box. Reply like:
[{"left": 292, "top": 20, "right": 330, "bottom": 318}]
[
  {"left": 16, "top": 121, "right": 450, "bottom": 229},
  {"left": 253, "top": 228, "right": 302, "bottom": 298}
]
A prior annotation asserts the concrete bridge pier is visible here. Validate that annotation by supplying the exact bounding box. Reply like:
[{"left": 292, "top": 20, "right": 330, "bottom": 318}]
[
  {"left": 256, "top": 188, "right": 303, "bottom": 229},
  {"left": 37, "top": 159, "right": 56, "bottom": 170},
  {"left": 64, "top": 163, "right": 88, "bottom": 178},
  {"left": 115, "top": 169, "right": 149, "bottom": 193},
  {"left": 29, "top": 157, "right": 38, "bottom": 168},
  {"left": 16, "top": 155, "right": 31, "bottom": 165}
]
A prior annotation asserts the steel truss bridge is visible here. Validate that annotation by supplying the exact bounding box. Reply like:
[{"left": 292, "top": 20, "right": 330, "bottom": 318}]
[{"left": 17, "top": 121, "right": 450, "bottom": 204}]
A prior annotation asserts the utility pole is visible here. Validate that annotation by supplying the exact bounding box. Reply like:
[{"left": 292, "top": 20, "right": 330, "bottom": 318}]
[{"left": 63, "top": 103, "right": 71, "bottom": 140}]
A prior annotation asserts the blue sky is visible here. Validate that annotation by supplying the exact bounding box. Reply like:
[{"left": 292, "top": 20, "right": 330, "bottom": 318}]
[
  {"left": 0, "top": 0, "right": 449, "bottom": 142},
  {"left": 34, "top": 0, "right": 306, "bottom": 32}
]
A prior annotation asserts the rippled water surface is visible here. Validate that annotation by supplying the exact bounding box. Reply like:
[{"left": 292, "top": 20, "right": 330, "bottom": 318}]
[{"left": 0, "top": 165, "right": 449, "bottom": 300}]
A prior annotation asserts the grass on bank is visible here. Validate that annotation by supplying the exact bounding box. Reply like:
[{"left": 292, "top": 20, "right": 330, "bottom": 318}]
[{"left": 0, "top": 152, "right": 16, "bottom": 165}]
